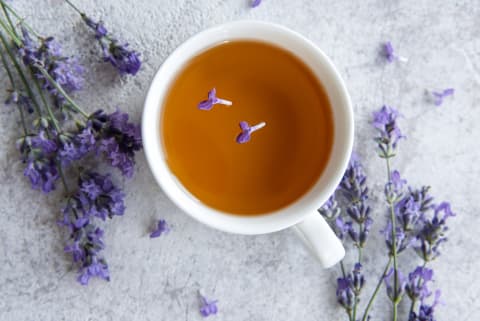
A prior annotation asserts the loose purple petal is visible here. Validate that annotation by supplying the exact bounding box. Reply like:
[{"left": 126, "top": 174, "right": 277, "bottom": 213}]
[
  {"left": 150, "top": 219, "right": 170, "bottom": 238},
  {"left": 236, "top": 121, "right": 266, "bottom": 144},
  {"left": 251, "top": 0, "right": 262, "bottom": 7},
  {"left": 199, "top": 295, "right": 218, "bottom": 317},
  {"left": 432, "top": 88, "right": 454, "bottom": 106}
]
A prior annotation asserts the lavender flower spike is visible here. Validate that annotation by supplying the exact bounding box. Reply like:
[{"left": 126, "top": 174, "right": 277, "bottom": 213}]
[
  {"left": 432, "top": 88, "right": 454, "bottom": 106},
  {"left": 198, "top": 88, "right": 232, "bottom": 110},
  {"left": 149, "top": 219, "right": 170, "bottom": 238},
  {"left": 236, "top": 121, "right": 266, "bottom": 144},
  {"left": 383, "top": 41, "right": 408, "bottom": 63}
]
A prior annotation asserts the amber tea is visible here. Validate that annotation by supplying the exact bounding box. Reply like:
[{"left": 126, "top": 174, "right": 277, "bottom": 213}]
[{"left": 161, "top": 41, "right": 334, "bottom": 215}]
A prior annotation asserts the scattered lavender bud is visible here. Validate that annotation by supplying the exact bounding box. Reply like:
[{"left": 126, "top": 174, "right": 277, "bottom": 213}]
[
  {"left": 383, "top": 41, "right": 408, "bottom": 63},
  {"left": 149, "top": 219, "right": 170, "bottom": 238},
  {"left": 236, "top": 121, "right": 266, "bottom": 144},
  {"left": 199, "top": 294, "right": 218, "bottom": 317},
  {"left": 251, "top": 0, "right": 262, "bottom": 7},
  {"left": 352, "top": 263, "right": 365, "bottom": 294},
  {"left": 198, "top": 88, "right": 233, "bottom": 110},
  {"left": 432, "top": 88, "right": 454, "bottom": 106}
]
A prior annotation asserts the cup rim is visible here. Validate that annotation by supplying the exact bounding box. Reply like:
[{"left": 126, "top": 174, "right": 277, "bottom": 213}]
[{"left": 142, "top": 20, "right": 354, "bottom": 235}]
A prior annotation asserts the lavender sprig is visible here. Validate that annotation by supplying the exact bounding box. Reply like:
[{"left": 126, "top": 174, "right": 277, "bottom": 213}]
[
  {"left": 0, "top": 4, "right": 142, "bottom": 285},
  {"left": 64, "top": 0, "right": 141, "bottom": 76}
]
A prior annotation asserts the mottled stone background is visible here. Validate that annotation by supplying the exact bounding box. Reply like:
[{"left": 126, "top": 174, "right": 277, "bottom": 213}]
[{"left": 0, "top": 1, "right": 479, "bottom": 320}]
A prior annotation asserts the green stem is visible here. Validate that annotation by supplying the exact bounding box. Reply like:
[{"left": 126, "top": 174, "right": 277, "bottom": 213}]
[
  {"left": 1, "top": 3, "right": 17, "bottom": 38},
  {"left": 0, "top": 31, "right": 42, "bottom": 115},
  {"left": 361, "top": 257, "right": 393, "bottom": 321},
  {"left": 385, "top": 157, "right": 399, "bottom": 321},
  {"left": 56, "top": 161, "right": 70, "bottom": 194},
  {"left": 0, "top": 0, "right": 40, "bottom": 38},
  {"left": 35, "top": 66, "right": 89, "bottom": 118},
  {"left": 27, "top": 67, "right": 61, "bottom": 132},
  {"left": 64, "top": 0, "right": 84, "bottom": 15},
  {"left": 340, "top": 260, "right": 347, "bottom": 278},
  {"left": 1, "top": 48, "right": 29, "bottom": 135},
  {"left": 0, "top": 16, "right": 20, "bottom": 45}
]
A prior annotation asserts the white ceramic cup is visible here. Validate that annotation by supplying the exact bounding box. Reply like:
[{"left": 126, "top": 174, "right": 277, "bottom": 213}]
[{"left": 142, "top": 21, "right": 353, "bottom": 268}]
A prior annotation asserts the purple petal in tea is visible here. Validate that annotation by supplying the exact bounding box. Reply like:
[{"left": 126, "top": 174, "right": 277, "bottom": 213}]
[
  {"left": 198, "top": 88, "right": 232, "bottom": 110},
  {"left": 236, "top": 121, "right": 266, "bottom": 144}
]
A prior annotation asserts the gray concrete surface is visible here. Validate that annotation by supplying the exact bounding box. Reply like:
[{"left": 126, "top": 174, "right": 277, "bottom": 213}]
[{"left": 0, "top": 0, "right": 479, "bottom": 320}]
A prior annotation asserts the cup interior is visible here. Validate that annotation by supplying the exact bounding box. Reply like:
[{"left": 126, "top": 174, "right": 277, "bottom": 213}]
[{"left": 142, "top": 21, "right": 353, "bottom": 235}]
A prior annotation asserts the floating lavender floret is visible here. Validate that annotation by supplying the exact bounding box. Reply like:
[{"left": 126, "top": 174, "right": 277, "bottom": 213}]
[
  {"left": 432, "top": 88, "right": 454, "bottom": 106},
  {"left": 150, "top": 219, "right": 170, "bottom": 238},
  {"left": 199, "top": 294, "right": 218, "bottom": 317},
  {"left": 236, "top": 121, "right": 266, "bottom": 144},
  {"left": 383, "top": 41, "right": 408, "bottom": 63},
  {"left": 198, "top": 88, "right": 232, "bottom": 110}
]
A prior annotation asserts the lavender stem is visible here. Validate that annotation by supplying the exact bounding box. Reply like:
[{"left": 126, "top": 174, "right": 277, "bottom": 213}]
[
  {"left": 361, "top": 257, "right": 393, "bottom": 321},
  {"left": 0, "top": 0, "right": 40, "bottom": 38},
  {"left": 386, "top": 157, "right": 399, "bottom": 321}
]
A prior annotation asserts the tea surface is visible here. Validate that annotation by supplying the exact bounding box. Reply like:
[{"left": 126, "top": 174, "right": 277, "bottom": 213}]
[{"left": 162, "top": 41, "right": 334, "bottom": 215}]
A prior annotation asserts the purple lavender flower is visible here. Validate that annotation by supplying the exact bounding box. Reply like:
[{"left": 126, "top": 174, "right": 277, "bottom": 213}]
[
  {"left": 382, "top": 222, "right": 414, "bottom": 255},
  {"left": 391, "top": 170, "right": 407, "bottom": 191},
  {"left": 80, "top": 15, "right": 141, "bottom": 75},
  {"left": 409, "top": 290, "right": 442, "bottom": 321},
  {"left": 352, "top": 263, "right": 365, "bottom": 294},
  {"left": 18, "top": 131, "right": 60, "bottom": 193},
  {"left": 91, "top": 109, "right": 142, "bottom": 177},
  {"left": 406, "top": 266, "right": 434, "bottom": 301},
  {"left": 432, "top": 88, "right": 454, "bottom": 106},
  {"left": 236, "top": 121, "right": 266, "bottom": 144},
  {"left": 318, "top": 194, "right": 341, "bottom": 220},
  {"left": 199, "top": 294, "right": 218, "bottom": 317},
  {"left": 58, "top": 124, "right": 96, "bottom": 165},
  {"left": 373, "top": 105, "right": 404, "bottom": 158},
  {"left": 198, "top": 88, "right": 233, "bottom": 110},
  {"left": 150, "top": 219, "right": 170, "bottom": 238},
  {"left": 251, "top": 0, "right": 262, "bottom": 7},
  {"left": 414, "top": 202, "right": 455, "bottom": 261},
  {"left": 336, "top": 277, "right": 354, "bottom": 310},
  {"left": 383, "top": 41, "right": 408, "bottom": 63},
  {"left": 77, "top": 255, "right": 110, "bottom": 285},
  {"left": 339, "top": 153, "right": 372, "bottom": 247},
  {"left": 5, "top": 90, "right": 34, "bottom": 113},
  {"left": 17, "top": 29, "right": 84, "bottom": 104},
  {"left": 60, "top": 173, "right": 124, "bottom": 285},
  {"left": 60, "top": 172, "right": 125, "bottom": 231},
  {"left": 384, "top": 268, "right": 407, "bottom": 302}
]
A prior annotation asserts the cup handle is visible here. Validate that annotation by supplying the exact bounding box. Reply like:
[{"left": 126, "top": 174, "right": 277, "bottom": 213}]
[{"left": 292, "top": 212, "right": 345, "bottom": 268}]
